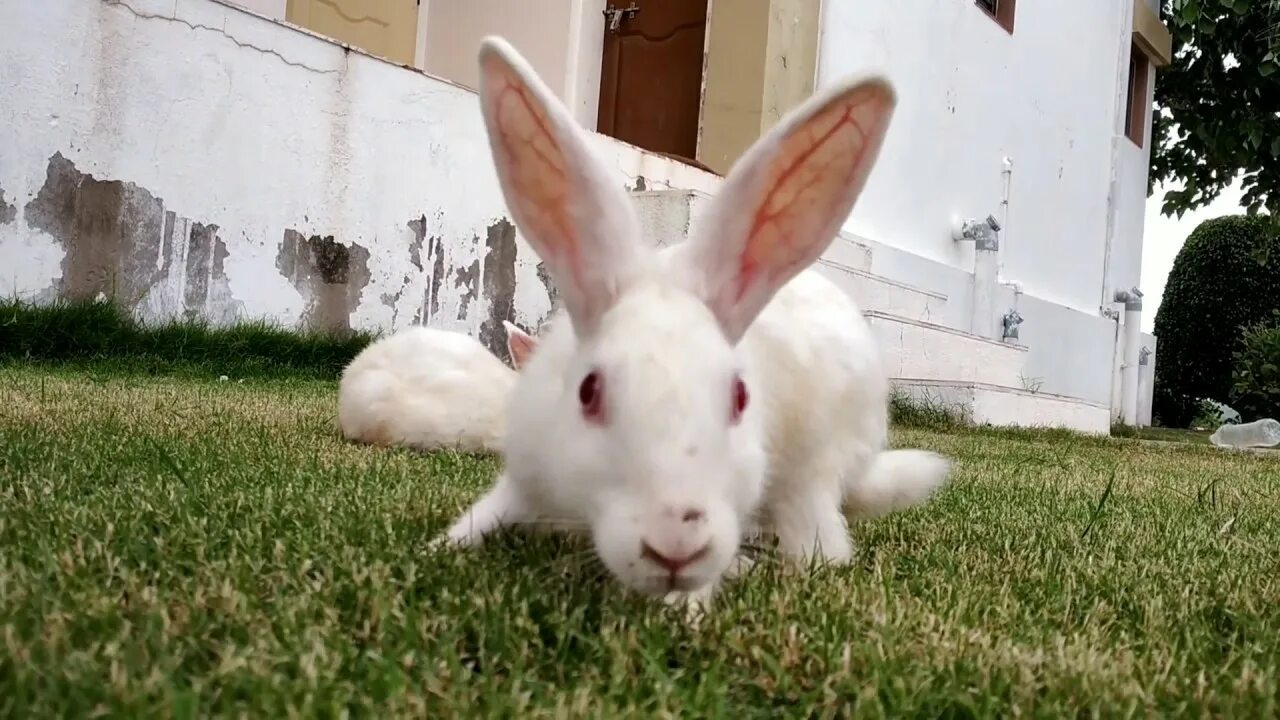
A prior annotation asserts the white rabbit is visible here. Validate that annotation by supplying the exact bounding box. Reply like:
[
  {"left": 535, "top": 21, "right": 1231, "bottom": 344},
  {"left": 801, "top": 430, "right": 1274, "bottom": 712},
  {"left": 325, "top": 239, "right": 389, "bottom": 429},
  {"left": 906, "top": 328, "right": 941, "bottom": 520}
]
[
  {"left": 440, "top": 37, "right": 950, "bottom": 607},
  {"left": 338, "top": 321, "right": 537, "bottom": 453}
]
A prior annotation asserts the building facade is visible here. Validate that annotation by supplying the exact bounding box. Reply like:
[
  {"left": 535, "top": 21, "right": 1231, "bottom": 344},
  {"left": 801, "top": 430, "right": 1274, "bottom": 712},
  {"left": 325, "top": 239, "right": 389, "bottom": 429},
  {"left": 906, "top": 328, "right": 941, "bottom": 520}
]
[{"left": 0, "top": 0, "right": 1170, "bottom": 431}]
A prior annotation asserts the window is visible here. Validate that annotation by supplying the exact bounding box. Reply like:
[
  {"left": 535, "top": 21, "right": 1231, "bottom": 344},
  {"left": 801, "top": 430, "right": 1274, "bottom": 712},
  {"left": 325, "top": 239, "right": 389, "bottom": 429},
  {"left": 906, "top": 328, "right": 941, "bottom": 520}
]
[
  {"left": 975, "top": 0, "right": 1015, "bottom": 34},
  {"left": 1125, "top": 43, "right": 1151, "bottom": 146}
]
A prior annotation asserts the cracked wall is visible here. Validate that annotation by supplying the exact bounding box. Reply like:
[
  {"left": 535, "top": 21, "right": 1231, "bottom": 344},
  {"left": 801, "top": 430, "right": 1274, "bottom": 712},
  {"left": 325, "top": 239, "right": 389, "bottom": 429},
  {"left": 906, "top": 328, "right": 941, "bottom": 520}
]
[{"left": 0, "top": 0, "right": 717, "bottom": 341}]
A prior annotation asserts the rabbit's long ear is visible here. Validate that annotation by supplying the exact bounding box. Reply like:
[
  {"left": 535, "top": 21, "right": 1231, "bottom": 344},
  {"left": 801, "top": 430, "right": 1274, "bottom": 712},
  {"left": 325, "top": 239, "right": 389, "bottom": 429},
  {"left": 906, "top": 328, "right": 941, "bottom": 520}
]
[
  {"left": 673, "top": 75, "right": 896, "bottom": 343},
  {"left": 477, "top": 37, "right": 646, "bottom": 338},
  {"left": 502, "top": 320, "right": 538, "bottom": 369}
]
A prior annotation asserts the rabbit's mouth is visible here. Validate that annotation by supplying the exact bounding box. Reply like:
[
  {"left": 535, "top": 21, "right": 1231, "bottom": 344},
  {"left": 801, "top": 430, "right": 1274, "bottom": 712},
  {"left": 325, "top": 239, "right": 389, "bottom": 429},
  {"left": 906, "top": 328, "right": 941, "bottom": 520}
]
[{"left": 647, "top": 574, "right": 708, "bottom": 594}]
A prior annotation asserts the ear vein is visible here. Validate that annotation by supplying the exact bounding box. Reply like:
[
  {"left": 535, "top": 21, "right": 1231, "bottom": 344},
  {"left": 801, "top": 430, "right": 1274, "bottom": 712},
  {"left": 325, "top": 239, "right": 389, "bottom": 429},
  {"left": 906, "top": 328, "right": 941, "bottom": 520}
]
[
  {"left": 495, "top": 78, "right": 584, "bottom": 286},
  {"left": 736, "top": 106, "right": 858, "bottom": 301}
]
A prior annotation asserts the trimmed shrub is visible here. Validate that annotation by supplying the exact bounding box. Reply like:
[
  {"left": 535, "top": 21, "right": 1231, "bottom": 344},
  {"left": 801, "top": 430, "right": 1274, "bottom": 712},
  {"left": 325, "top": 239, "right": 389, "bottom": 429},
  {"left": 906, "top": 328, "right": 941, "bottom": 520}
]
[
  {"left": 1153, "top": 215, "right": 1280, "bottom": 427},
  {"left": 1230, "top": 312, "right": 1280, "bottom": 421}
]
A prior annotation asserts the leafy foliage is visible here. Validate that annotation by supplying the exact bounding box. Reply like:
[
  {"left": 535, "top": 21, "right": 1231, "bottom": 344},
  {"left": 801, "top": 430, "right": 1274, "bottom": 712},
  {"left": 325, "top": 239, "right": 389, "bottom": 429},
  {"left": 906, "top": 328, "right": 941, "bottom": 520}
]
[
  {"left": 1230, "top": 311, "right": 1280, "bottom": 419},
  {"left": 1151, "top": 0, "right": 1280, "bottom": 217},
  {"left": 1152, "top": 215, "right": 1280, "bottom": 426},
  {"left": 1191, "top": 398, "right": 1237, "bottom": 429}
]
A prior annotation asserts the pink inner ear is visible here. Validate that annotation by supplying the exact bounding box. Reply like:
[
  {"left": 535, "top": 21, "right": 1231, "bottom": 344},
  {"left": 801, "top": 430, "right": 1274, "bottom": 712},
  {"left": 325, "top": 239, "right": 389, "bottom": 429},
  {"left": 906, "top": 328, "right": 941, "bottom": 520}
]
[
  {"left": 488, "top": 67, "right": 584, "bottom": 288},
  {"left": 507, "top": 329, "right": 537, "bottom": 369},
  {"left": 735, "top": 85, "right": 890, "bottom": 302}
]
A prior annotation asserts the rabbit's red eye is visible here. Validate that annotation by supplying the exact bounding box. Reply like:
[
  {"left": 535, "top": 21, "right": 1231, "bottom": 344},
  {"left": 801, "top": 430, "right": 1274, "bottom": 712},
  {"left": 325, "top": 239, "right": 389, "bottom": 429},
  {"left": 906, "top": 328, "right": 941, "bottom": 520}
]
[
  {"left": 579, "top": 370, "right": 605, "bottom": 423},
  {"left": 731, "top": 375, "right": 748, "bottom": 424}
]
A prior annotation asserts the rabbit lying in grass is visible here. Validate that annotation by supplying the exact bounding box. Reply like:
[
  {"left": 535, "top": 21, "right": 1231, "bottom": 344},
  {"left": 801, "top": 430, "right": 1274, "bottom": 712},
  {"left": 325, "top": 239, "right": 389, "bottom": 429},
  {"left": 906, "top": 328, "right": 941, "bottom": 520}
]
[
  {"left": 439, "top": 37, "right": 950, "bottom": 609},
  {"left": 338, "top": 321, "right": 536, "bottom": 453}
]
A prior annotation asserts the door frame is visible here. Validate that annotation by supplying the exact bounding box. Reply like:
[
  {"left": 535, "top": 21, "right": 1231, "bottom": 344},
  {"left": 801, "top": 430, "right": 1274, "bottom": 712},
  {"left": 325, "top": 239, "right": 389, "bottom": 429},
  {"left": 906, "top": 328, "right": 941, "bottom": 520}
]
[
  {"left": 573, "top": 0, "right": 822, "bottom": 175},
  {"left": 596, "top": 0, "right": 711, "bottom": 164}
]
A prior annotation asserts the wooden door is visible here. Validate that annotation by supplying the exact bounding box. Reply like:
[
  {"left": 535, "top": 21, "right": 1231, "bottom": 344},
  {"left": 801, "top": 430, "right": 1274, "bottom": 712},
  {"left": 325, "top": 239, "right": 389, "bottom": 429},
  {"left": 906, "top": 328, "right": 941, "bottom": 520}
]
[
  {"left": 597, "top": 0, "right": 709, "bottom": 164},
  {"left": 286, "top": 0, "right": 419, "bottom": 66}
]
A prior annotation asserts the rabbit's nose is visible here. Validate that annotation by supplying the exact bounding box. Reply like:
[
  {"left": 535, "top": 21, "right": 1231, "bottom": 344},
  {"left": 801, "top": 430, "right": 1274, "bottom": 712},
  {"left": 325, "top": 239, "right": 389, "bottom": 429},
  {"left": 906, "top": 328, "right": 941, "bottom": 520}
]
[
  {"left": 661, "top": 505, "right": 705, "bottom": 524},
  {"left": 640, "top": 540, "right": 710, "bottom": 574},
  {"left": 679, "top": 508, "right": 704, "bottom": 523}
]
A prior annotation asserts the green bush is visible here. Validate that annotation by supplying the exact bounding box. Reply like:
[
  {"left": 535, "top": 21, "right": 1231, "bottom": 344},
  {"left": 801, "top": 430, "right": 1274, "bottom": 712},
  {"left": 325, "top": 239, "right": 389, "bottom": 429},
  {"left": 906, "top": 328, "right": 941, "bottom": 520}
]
[
  {"left": 1190, "top": 399, "right": 1232, "bottom": 430},
  {"left": 1230, "top": 312, "right": 1280, "bottom": 421},
  {"left": 1153, "top": 215, "right": 1280, "bottom": 427}
]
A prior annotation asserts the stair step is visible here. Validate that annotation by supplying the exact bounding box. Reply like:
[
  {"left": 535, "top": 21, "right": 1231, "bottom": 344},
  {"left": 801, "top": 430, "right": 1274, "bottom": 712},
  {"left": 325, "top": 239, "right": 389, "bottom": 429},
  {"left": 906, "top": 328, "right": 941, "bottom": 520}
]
[
  {"left": 630, "top": 189, "right": 709, "bottom": 247},
  {"left": 825, "top": 233, "right": 873, "bottom": 272},
  {"left": 866, "top": 311, "right": 1027, "bottom": 389},
  {"left": 813, "top": 259, "right": 945, "bottom": 321},
  {"left": 892, "top": 379, "right": 1111, "bottom": 435},
  {"left": 629, "top": 188, "right": 874, "bottom": 271}
]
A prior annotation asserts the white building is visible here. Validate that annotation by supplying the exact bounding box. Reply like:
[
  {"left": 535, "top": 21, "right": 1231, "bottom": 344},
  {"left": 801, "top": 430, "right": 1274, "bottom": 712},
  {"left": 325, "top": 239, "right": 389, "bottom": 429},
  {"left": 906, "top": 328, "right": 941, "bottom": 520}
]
[{"left": 0, "top": 0, "right": 1170, "bottom": 433}]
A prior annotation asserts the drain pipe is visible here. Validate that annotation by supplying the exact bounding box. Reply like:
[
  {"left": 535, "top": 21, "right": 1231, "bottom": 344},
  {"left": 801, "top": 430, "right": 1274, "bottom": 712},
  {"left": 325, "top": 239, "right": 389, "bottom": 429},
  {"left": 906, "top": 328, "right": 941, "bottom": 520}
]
[
  {"left": 998, "top": 157, "right": 1013, "bottom": 278},
  {"left": 952, "top": 214, "right": 1001, "bottom": 338},
  {"left": 1137, "top": 345, "right": 1153, "bottom": 427},
  {"left": 1114, "top": 287, "right": 1143, "bottom": 425}
]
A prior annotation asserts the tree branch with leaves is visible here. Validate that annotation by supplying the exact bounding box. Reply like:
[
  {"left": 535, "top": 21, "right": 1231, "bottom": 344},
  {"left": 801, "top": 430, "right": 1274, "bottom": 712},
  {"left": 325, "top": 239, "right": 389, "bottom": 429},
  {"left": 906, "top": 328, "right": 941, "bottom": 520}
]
[{"left": 1152, "top": 0, "right": 1280, "bottom": 217}]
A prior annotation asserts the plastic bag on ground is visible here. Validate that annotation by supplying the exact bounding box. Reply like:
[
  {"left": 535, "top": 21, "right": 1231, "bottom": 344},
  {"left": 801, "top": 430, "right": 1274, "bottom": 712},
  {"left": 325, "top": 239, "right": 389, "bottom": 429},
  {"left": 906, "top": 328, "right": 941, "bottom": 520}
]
[{"left": 1209, "top": 418, "right": 1280, "bottom": 448}]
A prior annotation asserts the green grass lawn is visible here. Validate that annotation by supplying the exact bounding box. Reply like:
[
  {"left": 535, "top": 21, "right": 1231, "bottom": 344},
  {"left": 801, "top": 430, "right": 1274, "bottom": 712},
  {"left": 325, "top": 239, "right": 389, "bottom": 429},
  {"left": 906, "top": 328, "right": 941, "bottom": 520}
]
[{"left": 3, "top": 363, "right": 1280, "bottom": 717}]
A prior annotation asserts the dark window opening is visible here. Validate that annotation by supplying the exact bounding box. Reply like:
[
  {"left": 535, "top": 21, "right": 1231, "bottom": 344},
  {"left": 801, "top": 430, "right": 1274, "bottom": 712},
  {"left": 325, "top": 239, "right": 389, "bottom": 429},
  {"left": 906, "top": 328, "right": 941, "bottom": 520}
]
[
  {"left": 975, "top": 0, "right": 1015, "bottom": 34},
  {"left": 1125, "top": 43, "right": 1151, "bottom": 146}
]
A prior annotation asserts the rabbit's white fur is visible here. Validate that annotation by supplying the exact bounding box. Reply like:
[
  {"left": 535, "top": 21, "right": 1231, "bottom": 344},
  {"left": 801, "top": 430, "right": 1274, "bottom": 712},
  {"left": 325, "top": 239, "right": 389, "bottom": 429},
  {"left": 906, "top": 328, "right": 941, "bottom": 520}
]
[
  {"left": 844, "top": 449, "right": 954, "bottom": 520},
  {"left": 441, "top": 37, "right": 950, "bottom": 605},
  {"left": 338, "top": 323, "right": 534, "bottom": 453}
]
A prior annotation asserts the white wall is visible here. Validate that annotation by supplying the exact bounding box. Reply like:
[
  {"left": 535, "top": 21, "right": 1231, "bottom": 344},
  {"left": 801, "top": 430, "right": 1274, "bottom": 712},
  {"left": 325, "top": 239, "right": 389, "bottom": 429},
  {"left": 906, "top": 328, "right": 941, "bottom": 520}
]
[
  {"left": 857, "top": 234, "right": 1123, "bottom": 406},
  {"left": 0, "top": 0, "right": 1155, "bottom": 416},
  {"left": 818, "top": 0, "right": 1135, "bottom": 315},
  {"left": 564, "top": 0, "right": 607, "bottom": 131},
  {"left": 220, "top": 0, "right": 285, "bottom": 21},
  {"left": 1109, "top": 59, "right": 1156, "bottom": 306},
  {"left": 422, "top": 0, "right": 604, "bottom": 129},
  {"left": 0, "top": 0, "right": 713, "bottom": 353}
]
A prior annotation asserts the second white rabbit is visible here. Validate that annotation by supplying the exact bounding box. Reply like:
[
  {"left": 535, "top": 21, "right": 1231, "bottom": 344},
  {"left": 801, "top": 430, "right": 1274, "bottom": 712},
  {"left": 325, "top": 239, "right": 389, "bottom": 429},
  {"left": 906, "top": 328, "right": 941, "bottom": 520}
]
[{"left": 338, "top": 321, "right": 536, "bottom": 453}]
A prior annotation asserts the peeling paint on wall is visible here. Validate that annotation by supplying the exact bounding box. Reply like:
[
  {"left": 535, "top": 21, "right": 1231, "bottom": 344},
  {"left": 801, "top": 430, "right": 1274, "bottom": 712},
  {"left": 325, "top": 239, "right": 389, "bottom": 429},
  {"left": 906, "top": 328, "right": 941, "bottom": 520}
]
[
  {"left": 535, "top": 261, "right": 560, "bottom": 317},
  {"left": 19, "top": 151, "right": 239, "bottom": 318},
  {"left": 182, "top": 222, "right": 231, "bottom": 319},
  {"left": 427, "top": 237, "right": 446, "bottom": 322},
  {"left": 0, "top": 0, "right": 727, "bottom": 342},
  {"left": 276, "top": 230, "right": 371, "bottom": 333},
  {"left": 0, "top": 187, "right": 15, "bottom": 225},
  {"left": 479, "top": 219, "right": 518, "bottom": 362},
  {"left": 378, "top": 270, "right": 414, "bottom": 326},
  {"left": 407, "top": 216, "right": 427, "bottom": 271},
  {"left": 453, "top": 258, "right": 480, "bottom": 321},
  {"left": 403, "top": 216, "right": 455, "bottom": 326},
  {"left": 24, "top": 152, "right": 167, "bottom": 307}
]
